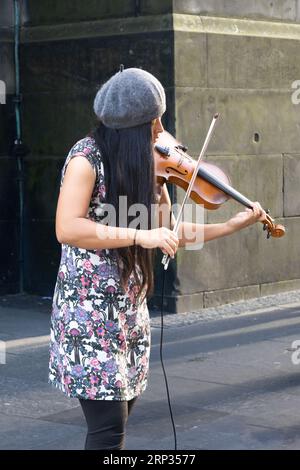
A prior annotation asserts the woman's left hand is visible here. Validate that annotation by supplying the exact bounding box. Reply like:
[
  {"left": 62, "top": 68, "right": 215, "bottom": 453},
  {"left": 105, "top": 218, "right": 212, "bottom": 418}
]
[{"left": 225, "top": 201, "right": 267, "bottom": 234}]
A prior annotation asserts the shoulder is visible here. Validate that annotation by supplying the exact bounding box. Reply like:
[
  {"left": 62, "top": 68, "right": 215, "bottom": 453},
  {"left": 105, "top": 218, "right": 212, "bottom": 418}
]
[
  {"left": 68, "top": 135, "right": 103, "bottom": 169},
  {"left": 61, "top": 136, "right": 102, "bottom": 186},
  {"left": 69, "top": 136, "right": 101, "bottom": 159}
]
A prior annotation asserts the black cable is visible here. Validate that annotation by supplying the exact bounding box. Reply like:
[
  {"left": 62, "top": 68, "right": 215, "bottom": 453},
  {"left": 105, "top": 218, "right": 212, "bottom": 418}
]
[{"left": 160, "top": 263, "right": 177, "bottom": 450}]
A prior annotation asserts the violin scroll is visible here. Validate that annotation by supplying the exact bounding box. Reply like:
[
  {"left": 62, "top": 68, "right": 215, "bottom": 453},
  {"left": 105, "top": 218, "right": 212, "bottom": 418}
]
[{"left": 263, "top": 213, "right": 286, "bottom": 239}]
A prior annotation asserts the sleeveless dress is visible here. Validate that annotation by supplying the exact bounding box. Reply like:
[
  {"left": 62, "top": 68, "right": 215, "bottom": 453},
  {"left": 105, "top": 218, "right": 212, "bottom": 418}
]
[{"left": 48, "top": 136, "right": 151, "bottom": 401}]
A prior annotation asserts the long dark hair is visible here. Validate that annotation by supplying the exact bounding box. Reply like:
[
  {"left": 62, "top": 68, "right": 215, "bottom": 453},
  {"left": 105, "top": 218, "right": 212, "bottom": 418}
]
[{"left": 90, "top": 121, "right": 156, "bottom": 301}]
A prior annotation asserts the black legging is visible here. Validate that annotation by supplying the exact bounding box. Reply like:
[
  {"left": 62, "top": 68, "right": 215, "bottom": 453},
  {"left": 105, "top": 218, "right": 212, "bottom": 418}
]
[{"left": 79, "top": 397, "right": 137, "bottom": 450}]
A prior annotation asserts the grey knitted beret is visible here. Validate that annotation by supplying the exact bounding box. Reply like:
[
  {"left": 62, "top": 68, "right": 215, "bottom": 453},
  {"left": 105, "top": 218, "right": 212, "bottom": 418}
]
[{"left": 93, "top": 67, "right": 166, "bottom": 129}]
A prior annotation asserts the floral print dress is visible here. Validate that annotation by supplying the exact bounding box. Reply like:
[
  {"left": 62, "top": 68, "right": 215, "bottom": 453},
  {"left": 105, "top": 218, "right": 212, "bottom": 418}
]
[{"left": 48, "top": 136, "right": 150, "bottom": 401}]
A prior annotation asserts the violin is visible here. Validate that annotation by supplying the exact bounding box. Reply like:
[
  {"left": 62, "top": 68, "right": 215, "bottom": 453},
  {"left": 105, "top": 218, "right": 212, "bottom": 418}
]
[{"left": 154, "top": 130, "right": 285, "bottom": 239}]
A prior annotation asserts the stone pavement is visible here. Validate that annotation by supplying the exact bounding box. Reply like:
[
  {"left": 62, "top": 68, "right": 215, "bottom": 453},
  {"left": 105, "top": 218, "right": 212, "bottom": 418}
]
[{"left": 1, "top": 292, "right": 300, "bottom": 450}]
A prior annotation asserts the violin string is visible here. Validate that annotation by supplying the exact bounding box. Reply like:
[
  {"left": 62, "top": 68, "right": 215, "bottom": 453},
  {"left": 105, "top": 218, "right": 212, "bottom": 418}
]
[{"left": 160, "top": 263, "right": 177, "bottom": 450}]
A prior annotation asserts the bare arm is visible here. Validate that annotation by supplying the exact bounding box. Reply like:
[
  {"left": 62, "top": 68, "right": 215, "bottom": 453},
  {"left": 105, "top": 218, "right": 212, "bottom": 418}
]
[
  {"left": 55, "top": 155, "right": 179, "bottom": 257},
  {"left": 157, "top": 183, "right": 266, "bottom": 247},
  {"left": 55, "top": 156, "right": 136, "bottom": 249}
]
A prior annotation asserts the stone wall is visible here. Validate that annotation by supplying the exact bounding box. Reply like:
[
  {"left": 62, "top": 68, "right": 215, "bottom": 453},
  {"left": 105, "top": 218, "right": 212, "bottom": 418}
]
[
  {"left": 19, "top": 0, "right": 174, "bottom": 296},
  {"left": 0, "top": 0, "right": 19, "bottom": 294},
  {"left": 170, "top": 7, "right": 300, "bottom": 312},
  {"left": 1, "top": 0, "right": 300, "bottom": 311}
]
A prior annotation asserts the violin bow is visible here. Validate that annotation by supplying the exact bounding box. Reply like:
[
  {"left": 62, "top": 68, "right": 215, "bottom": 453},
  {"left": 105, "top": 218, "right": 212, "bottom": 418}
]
[{"left": 162, "top": 113, "right": 220, "bottom": 270}]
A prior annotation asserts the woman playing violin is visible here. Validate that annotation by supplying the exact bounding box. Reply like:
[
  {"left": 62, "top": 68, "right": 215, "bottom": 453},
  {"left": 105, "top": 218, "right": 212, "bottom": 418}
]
[{"left": 48, "top": 67, "right": 266, "bottom": 450}]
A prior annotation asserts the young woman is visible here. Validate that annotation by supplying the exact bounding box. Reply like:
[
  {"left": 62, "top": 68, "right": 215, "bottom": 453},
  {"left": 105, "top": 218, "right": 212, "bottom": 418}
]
[{"left": 48, "top": 67, "right": 265, "bottom": 450}]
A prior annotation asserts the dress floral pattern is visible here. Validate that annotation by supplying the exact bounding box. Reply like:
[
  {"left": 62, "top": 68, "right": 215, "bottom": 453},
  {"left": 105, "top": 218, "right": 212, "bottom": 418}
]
[{"left": 48, "top": 136, "right": 150, "bottom": 401}]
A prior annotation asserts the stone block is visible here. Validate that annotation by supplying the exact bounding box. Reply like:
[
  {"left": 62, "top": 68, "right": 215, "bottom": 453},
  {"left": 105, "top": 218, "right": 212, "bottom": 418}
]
[
  {"left": 204, "top": 284, "right": 260, "bottom": 308},
  {"left": 283, "top": 154, "right": 300, "bottom": 217},
  {"left": 141, "top": 0, "right": 173, "bottom": 15},
  {"left": 203, "top": 154, "right": 283, "bottom": 223},
  {"left": 207, "top": 34, "right": 300, "bottom": 90},
  {"left": 0, "top": 157, "right": 18, "bottom": 220},
  {"left": 0, "top": 220, "right": 19, "bottom": 294},
  {"left": 174, "top": 32, "right": 207, "bottom": 87},
  {"left": 24, "top": 0, "right": 173, "bottom": 26},
  {"left": 24, "top": 1, "right": 136, "bottom": 25},
  {"left": 0, "top": 95, "right": 15, "bottom": 156},
  {"left": 149, "top": 291, "right": 204, "bottom": 314},
  {"left": 20, "top": 33, "right": 173, "bottom": 94},
  {"left": 22, "top": 83, "right": 174, "bottom": 157},
  {"left": 175, "top": 88, "right": 300, "bottom": 156},
  {"left": 176, "top": 216, "right": 299, "bottom": 294},
  {"left": 261, "top": 278, "right": 300, "bottom": 296},
  {"left": 0, "top": 0, "right": 14, "bottom": 28},
  {"left": 24, "top": 219, "right": 61, "bottom": 296},
  {"left": 22, "top": 92, "right": 95, "bottom": 156},
  {"left": 0, "top": 42, "right": 15, "bottom": 95},
  {"left": 24, "top": 157, "right": 63, "bottom": 220},
  {"left": 173, "top": 0, "right": 298, "bottom": 22}
]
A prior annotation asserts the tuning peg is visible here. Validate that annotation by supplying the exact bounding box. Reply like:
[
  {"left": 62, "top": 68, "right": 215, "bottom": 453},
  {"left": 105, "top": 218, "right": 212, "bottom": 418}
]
[
  {"left": 267, "top": 231, "right": 271, "bottom": 239},
  {"left": 263, "top": 223, "right": 267, "bottom": 231},
  {"left": 155, "top": 144, "right": 170, "bottom": 157}
]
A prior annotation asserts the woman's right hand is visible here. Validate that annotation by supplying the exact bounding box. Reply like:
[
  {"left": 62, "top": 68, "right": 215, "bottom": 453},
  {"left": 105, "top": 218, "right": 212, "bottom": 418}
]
[{"left": 136, "top": 228, "right": 179, "bottom": 258}]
